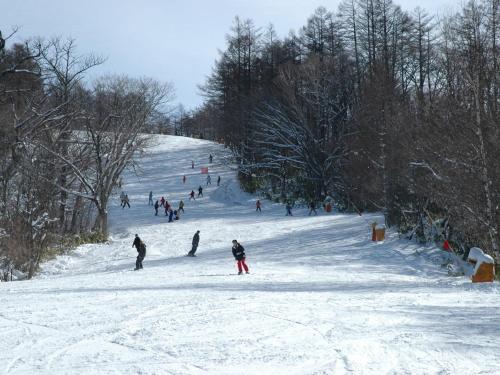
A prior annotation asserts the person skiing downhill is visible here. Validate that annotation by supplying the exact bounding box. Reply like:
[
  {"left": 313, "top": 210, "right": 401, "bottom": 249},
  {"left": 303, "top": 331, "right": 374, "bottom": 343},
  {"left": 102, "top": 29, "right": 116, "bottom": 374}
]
[
  {"left": 232, "top": 240, "right": 249, "bottom": 275},
  {"left": 217, "top": 176, "right": 221, "bottom": 186},
  {"left": 308, "top": 201, "right": 317, "bottom": 216},
  {"left": 209, "top": 154, "right": 213, "bottom": 163},
  {"left": 168, "top": 208, "right": 174, "bottom": 222},
  {"left": 122, "top": 194, "right": 130, "bottom": 208},
  {"left": 189, "top": 190, "right": 196, "bottom": 201},
  {"left": 160, "top": 196, "right": 165, "bottom": 207},
  {"left": 256, "top": 200, "right": 262, "bottom": 212},
  {"left": 132, "top": 234, "right": 146, "bottom": 270},
  {"left": 148, "top": 191, "right": 153, "bottom": 205},
  {"left": 154, "top": 200, "right": 159, "bottom": 216},
  {"left": 198, "top": 185, "right": 203, "bottom": 197},
  {"left": 206, "top": 174, "right": 211, "bottom": 185},
  {"left": 178, "top": 200, "right": 185, "bottom": 213},
  {"left": 183, "top": 175, "right": 186, "bottom": 184},
  {"left": 191, "top": 160, "right": 194, "bottom": 169},
  {"left": 286, "top": 202, "right": 293, "bottom": 216},
  {"left": 187, "top": 230, "right": 200, "bottom": 256}
]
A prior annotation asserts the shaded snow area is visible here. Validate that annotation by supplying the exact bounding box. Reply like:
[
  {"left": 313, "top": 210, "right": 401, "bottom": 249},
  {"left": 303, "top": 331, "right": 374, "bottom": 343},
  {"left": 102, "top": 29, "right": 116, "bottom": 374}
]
[{"left": 1, "top": 135, "right": 499, "bottom": 375}]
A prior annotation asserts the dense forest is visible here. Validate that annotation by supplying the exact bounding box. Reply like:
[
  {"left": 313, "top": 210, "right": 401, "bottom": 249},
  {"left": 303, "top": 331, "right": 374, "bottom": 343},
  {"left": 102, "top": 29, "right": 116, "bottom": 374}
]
[
  {"left": 0, "top": 35, "right": 173, "bottom": 278},
  {"left": 186, "top": 0, "right": 500, "bottom": 262}
]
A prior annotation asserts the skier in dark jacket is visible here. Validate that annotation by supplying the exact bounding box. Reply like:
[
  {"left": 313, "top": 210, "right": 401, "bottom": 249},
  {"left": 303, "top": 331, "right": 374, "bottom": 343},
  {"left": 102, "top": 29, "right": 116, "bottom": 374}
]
[
  {"left": 122, "top": 194, "right": 130, "bottom": 208},
  {"left": 168, "top": 209, "right": 174, "bottom": 222},
  {"left": 132, "top": 234, "right": 146, "bottom": 270},
  {"left": 187, "top": 230, "right": 200, "bottom": 256},
  {"left": 232, "top": 240, "right": 249, "bottom": 275},
  {"left": 217, "top": 176, "right": 221, "bottom": 186},
  {"left": 308, "top": 201, "right": 317, "bottom": 216},
  {"left": 189, "top": 190, "right": 196, "bottom": 201},
  {"left": 198, "top": 185, "right": 203, "bottom": 197},
  {"left": 154, "top": 200, "right": 159, "bottom": 216}
]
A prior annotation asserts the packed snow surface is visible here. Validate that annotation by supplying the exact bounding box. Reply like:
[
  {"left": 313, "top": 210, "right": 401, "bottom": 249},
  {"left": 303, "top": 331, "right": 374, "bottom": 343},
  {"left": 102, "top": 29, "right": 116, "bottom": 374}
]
[{"left": 1, "top": 135, "right": 499, "bottom": 374}]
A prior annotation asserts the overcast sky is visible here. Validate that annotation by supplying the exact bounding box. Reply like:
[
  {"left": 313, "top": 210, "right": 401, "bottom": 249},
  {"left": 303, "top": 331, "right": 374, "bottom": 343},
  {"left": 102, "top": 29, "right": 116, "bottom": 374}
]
[{"left": 2, "top": 0, "right": 458, "bottom": 110}]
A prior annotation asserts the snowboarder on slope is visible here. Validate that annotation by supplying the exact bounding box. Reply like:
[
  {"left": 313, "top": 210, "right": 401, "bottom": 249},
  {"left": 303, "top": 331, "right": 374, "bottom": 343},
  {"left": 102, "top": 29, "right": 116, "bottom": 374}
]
[
  {"left": 154, "top": 200, "right": 159, "bottom": 216},
  {"left": 148, "top": 191, "right": 153, "bottom": 205},
  {"left": 232, "top": 240, "right": 249, "bottom": 275},
  {"left": 132, "top": 234, "right": 146, "bottom": 270},
  {"left": 188, "top": 230, "right": 200, "bottom": 256}
]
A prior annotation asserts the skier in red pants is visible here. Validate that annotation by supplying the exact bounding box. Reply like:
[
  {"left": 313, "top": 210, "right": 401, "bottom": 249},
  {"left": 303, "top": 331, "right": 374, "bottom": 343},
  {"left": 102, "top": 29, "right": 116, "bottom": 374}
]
[{"left": 232, "top": 240, "right": 249, "bottom": 275}]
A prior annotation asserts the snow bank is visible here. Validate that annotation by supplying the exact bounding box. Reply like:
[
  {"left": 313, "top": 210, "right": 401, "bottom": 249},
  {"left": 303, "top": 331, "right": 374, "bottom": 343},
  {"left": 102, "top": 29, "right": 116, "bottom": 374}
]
[{"left": 211, "top": 180, "right": 252, "bottom": 205}]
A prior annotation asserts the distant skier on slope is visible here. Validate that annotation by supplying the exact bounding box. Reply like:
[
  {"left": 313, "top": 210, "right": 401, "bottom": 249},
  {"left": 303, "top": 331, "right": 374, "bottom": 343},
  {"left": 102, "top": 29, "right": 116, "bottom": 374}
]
[
  {"left": 183, "top": 175, "right": 186, "bottom": 184},
  {"left": 232, "top": 240, "right": 249, "bottom": 275},
  {"left": 154, "top": 200, "right": 159, "bottom": 216},
  {"left": 198, "top": 185, "right": 203, "bottom": 197},
  {"left": 187, "top": 230, "right": 200, "bottom": 256},
  {"left": 132, "top": 234, "right": 146, "bottom": 270},
  {"left": 189, "top": 190, "right": 196, "bottom": 201},
  {"left": 256, "top": 199, "right": 262, "bottom": 212},
  {"left": 178, "top": 200, "right": 185, "bottom": 213},
  {"left": 286, "top": 202, "right": 293, "bottom": 216},
  {"left": 122, "top": 194, "right": 130, "bottom": 208},
  {"left": 148, "top": 191, "right": 153, "bottom": 205},
  {"left": 209, "top": 154, "right": 213, "bottom": 163},
  {"left": 308, "top": 201, "right": 317, "bottom": 216},
  {"left": 206, "top": 174, "right": 211, "bottom": 185},
  {"left": 217, "top": 176, "right": 221, "bottom": 186}
]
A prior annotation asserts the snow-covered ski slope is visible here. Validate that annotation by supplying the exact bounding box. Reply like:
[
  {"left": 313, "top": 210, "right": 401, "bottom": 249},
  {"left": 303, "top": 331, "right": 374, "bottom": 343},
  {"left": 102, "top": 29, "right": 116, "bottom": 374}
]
[{"left": 1, "top": 135, "right": 499, "bottom": 375}]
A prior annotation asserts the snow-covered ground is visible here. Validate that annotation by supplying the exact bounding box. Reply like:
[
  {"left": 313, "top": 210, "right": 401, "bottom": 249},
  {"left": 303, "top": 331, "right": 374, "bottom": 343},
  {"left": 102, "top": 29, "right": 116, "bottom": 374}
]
[{"left": 1, "top": 135, "right": 499, "bottom": 375}]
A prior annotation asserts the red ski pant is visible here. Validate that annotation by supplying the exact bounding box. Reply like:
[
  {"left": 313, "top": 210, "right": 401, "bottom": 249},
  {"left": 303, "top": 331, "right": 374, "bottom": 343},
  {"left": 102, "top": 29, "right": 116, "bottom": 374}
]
[{"left": 236, "top": 259, "right": 249, "bottom": 272}]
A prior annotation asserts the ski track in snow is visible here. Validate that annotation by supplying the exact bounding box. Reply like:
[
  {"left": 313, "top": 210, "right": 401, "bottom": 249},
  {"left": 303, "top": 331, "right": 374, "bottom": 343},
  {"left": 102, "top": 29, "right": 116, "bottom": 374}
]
[{"left": 1, "top": 135, "right": 499, "bottom": 375}]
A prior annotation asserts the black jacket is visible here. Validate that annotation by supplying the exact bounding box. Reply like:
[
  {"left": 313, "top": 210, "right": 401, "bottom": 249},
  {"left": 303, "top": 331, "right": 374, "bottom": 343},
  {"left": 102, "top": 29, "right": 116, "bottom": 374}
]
[
  {"left": 232, "top": 243, "right": 245, "bottom": 260},
  {"left": 192, "top": 232, "right": 200, "bottom": 246},
  {"left": 133, "top": 236, "right": 146, "bottom": 253},
  {"left": 133, "top": 236, "right": 141, "bottom": 250}
]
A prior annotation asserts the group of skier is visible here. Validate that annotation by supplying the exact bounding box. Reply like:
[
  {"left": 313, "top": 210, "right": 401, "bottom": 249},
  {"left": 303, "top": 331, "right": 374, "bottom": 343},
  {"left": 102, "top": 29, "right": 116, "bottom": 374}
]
[
  {"left": 134, "top": 232, "right": 250, "bottom": 275},
  {"left": 152, "top": 196, "right": 184, "bottom": 222},
  {"left": 254, "top": 199, "right": 330, "bottom": 216},
  {"left": 131, "top": 153, "right": 252, "bottom": 272}
]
